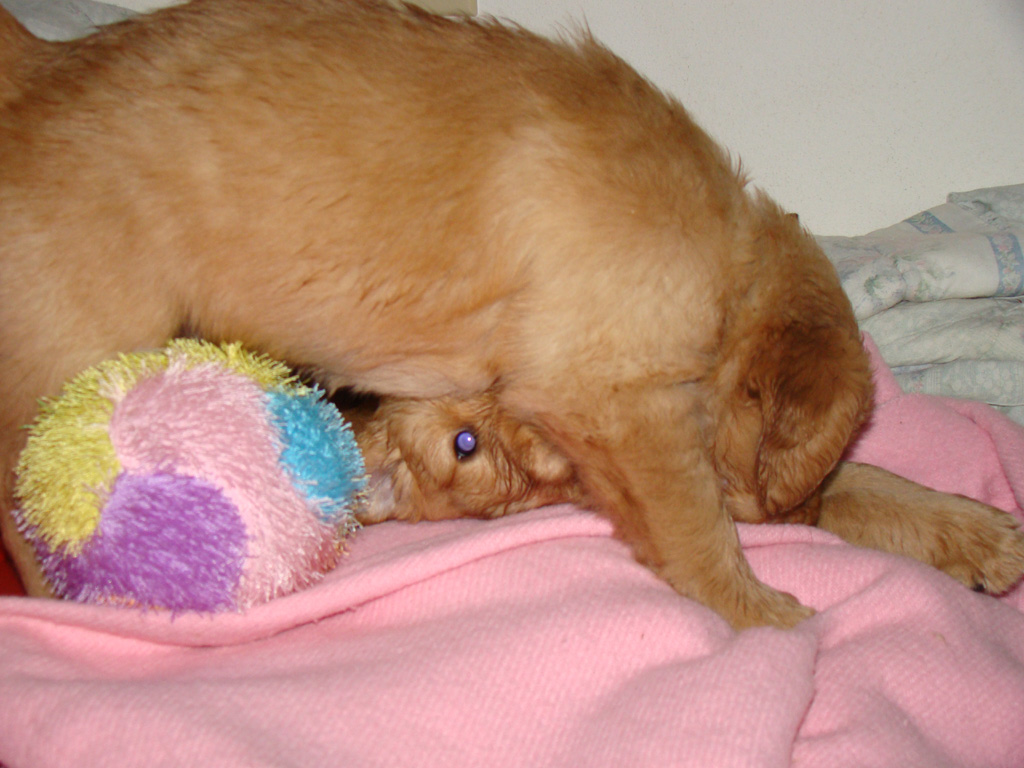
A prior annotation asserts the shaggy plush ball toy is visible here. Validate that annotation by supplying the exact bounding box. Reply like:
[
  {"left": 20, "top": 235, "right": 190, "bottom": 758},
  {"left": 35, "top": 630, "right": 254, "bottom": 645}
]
[{"left": 13, "top": 340, "right": 365, "bottom": 613}]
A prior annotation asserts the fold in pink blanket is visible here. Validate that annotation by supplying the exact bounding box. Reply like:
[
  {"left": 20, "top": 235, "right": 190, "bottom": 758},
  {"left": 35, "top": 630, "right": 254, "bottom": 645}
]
[{"left": 2, "top": 337, "right": 1024, "bottom": 767}]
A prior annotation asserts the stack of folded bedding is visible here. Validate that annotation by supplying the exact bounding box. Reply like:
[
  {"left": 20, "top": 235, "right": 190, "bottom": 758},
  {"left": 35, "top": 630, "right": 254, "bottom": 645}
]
[
  {"left": 818, "top": 184, "right": 1024, "bottom": 424},
  {"left": 0, "top": 0, "right": 136, "bottom": 39}
]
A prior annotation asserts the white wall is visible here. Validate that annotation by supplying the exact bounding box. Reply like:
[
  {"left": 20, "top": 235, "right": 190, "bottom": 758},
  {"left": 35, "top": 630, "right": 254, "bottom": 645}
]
[{"left": 479, "top": 0, "right": 1024, "bottom": 236}]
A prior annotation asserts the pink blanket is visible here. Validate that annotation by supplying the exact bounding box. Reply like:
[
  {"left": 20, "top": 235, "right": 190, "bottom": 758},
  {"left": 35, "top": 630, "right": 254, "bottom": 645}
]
[{"left": 2, "top": 338, "right": 1024, "bottom": 767}]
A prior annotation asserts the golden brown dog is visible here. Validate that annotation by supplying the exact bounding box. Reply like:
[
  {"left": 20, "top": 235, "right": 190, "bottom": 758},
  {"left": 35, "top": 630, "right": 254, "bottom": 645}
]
[
  {"left": 348, "top": 393, "right": 1024, "bottom": 596},
  {"left": 1, "top": 0, "right": 1021, "bottom": 627}
]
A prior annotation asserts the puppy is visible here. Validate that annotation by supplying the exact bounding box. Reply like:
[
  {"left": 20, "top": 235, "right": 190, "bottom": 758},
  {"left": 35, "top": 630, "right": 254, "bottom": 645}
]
[
  {"left": 349, "top": 393, "right": 1024, "bottom": 595},
  {"left": 0, "top": 0, "right": 1020, "bottom": 627}
]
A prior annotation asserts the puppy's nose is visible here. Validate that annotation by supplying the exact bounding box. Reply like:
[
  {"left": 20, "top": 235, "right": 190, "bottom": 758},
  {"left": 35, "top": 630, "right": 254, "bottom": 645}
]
[{"left": 355, "top": 470, "right": 398, "bottom": 524}]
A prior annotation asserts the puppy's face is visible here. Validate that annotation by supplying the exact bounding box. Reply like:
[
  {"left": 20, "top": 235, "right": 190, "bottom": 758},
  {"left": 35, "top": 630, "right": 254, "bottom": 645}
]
[{"left": 343, "top": 393, "right": 582, "bottom": 524}]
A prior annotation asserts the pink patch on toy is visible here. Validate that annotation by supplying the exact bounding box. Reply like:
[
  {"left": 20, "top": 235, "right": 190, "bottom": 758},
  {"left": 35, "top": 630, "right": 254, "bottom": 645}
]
[{"left": 108, "top": 363, "right": 340, "bottom": 607}]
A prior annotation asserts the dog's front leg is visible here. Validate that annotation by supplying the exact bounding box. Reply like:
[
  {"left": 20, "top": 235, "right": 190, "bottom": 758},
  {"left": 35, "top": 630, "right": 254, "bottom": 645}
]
[
  {"left": 532, "top": 382, "right": 814, "bottom": 630},
  {"left": 815, "top": 462, "right": 1024, "bottom": 593}
]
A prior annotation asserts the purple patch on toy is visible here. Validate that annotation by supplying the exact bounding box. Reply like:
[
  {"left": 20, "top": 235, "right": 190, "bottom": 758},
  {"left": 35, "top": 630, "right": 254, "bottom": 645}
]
[{"left": 44, "top": 472, "right": 248, "bottom": 612}]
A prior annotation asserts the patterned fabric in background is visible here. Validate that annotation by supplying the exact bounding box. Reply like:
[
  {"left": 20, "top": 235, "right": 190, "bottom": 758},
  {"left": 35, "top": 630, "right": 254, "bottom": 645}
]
[
  {"left": 0, "top": 0, "right": 135, "bottom": 39},
  {"left": 818, "top": 184, "right": 1024, "bottom": 424}
]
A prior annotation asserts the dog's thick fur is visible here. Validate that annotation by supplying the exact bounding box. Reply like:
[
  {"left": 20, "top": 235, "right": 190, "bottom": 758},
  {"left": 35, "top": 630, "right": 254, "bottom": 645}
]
[
  {"left": 348, "top": 394, "right": 1024, "bottom": 595},
  {"left": 1, "top": 0, "right": 1021, "bottom": 627}
]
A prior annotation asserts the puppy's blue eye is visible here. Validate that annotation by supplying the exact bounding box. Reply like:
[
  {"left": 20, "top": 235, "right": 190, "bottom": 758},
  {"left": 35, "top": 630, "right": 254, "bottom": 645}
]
[{"left": 454, "top": 430, "right": 477, "bottom": 460}]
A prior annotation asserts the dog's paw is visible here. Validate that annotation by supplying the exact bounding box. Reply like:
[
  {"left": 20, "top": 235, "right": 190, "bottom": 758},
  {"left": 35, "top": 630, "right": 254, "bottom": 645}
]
[
  {"left": 750, "top": 592, "right": 816, "bottom": 630},
  {"left": 935, "top": 502, "right": 1024, "bottom": 595},
  {"left": 718, "top": 581, "right": 816, "bottom": 631},
  {"left": 664, "top": 558, "right": 815, "bottom": 630},
  {"left": 817, "top": 464, "right": 1024, "bottom": 596}
]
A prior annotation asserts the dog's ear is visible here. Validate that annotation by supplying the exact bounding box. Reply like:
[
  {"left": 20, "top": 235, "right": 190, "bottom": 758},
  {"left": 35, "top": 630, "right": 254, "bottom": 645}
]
[
  {"left": 713, "top": 198, "right": 872, "bottom": 518},
  {"left": 748, "top": 321, "right": 870, "bottom": 514}
]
